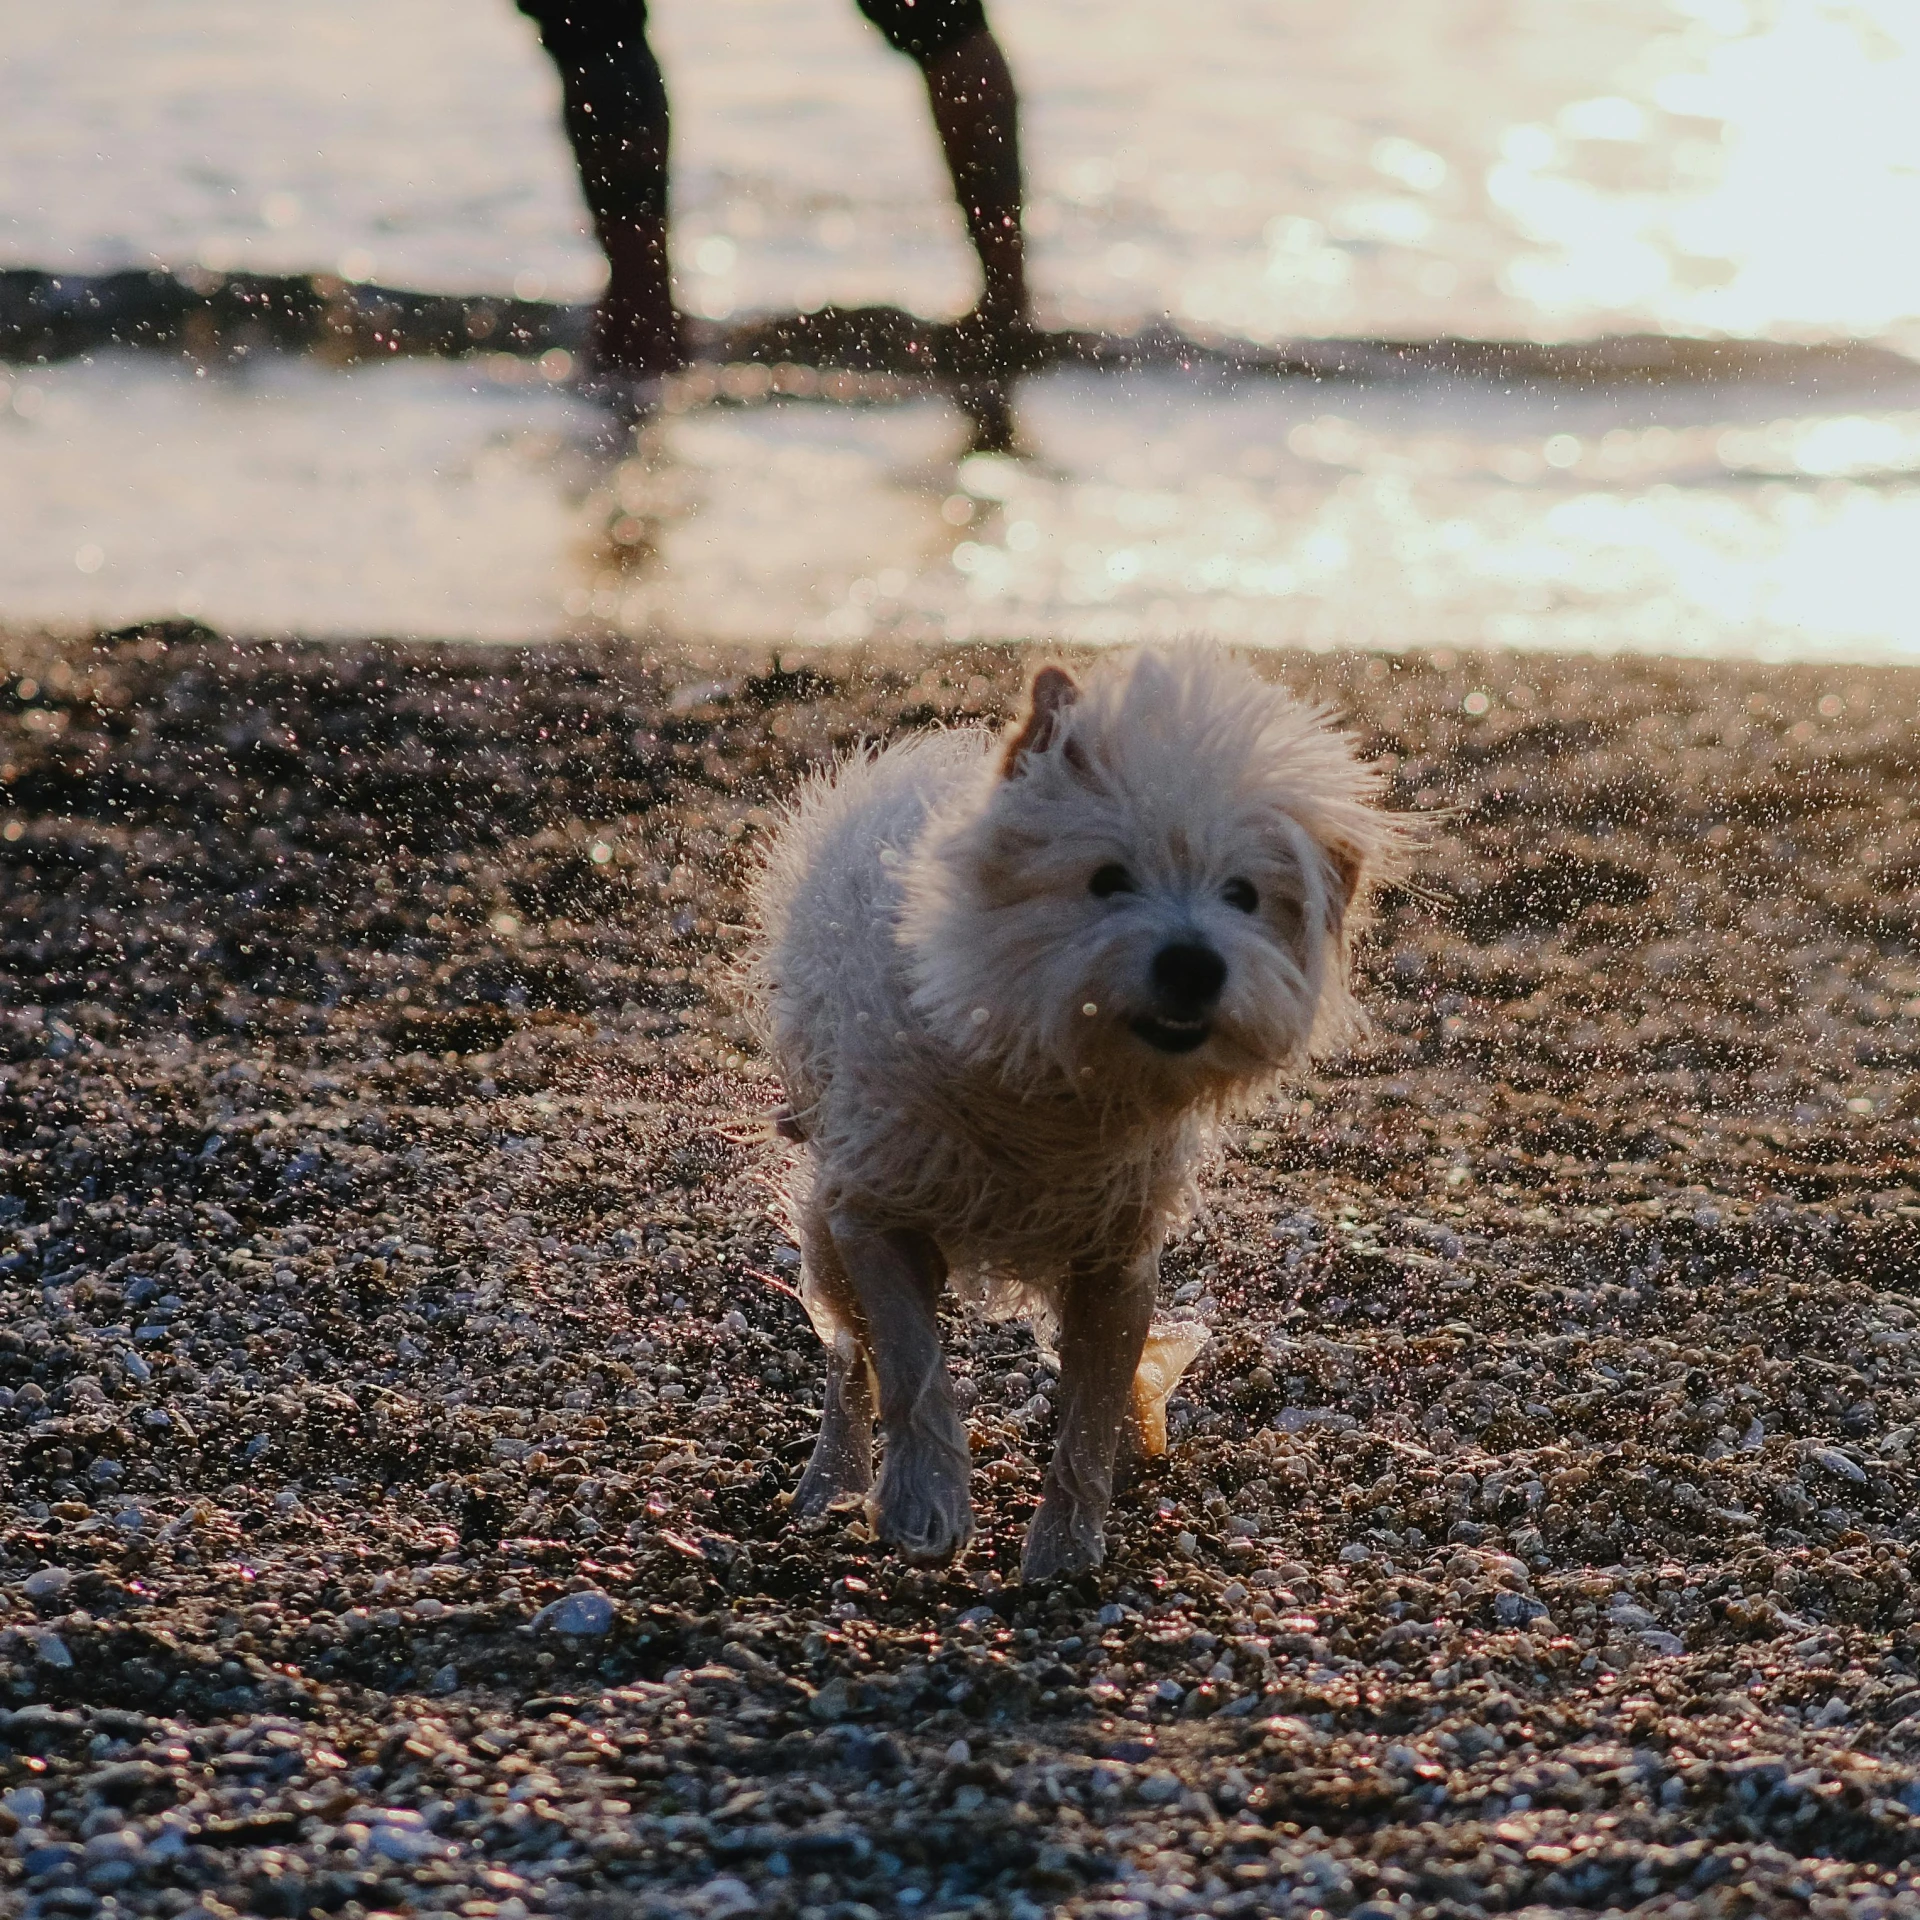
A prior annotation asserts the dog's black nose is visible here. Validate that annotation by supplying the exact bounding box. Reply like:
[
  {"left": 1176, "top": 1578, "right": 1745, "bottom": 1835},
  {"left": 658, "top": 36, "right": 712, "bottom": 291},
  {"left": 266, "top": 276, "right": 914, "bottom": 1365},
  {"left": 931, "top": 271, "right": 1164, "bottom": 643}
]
[{"left": 1152, "top": 942, "right": 1227, "bottom": 1011}]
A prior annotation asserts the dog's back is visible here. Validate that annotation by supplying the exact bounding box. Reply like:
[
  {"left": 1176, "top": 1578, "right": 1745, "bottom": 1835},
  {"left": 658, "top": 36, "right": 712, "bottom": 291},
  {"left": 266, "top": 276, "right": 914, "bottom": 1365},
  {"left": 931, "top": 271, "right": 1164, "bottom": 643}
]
[{"left": 750, "top": 728, "right": 986, "bottom": 1139}]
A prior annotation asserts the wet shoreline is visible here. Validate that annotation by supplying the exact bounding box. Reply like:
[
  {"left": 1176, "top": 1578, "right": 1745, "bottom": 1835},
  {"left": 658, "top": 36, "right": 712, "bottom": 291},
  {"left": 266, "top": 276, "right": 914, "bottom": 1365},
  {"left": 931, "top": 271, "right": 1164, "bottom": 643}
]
[
  {"left": 5, "top": 267, "right": 1915, "bottom": 395},
  {"left": 9, "top": 345, "right": 1920, "bottom": 659},
  {"left": 2, "top": 628, "right": 1918, "bottom": 1918}
]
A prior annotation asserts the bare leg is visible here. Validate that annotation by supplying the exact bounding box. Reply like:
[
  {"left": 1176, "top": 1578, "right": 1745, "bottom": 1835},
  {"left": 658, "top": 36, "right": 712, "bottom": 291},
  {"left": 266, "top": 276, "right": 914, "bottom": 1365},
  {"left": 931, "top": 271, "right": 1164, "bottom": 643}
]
[
  {"left": 1022, "top": 1256, "right": 1156, "bottom": 1582},
  {"left": 520, "top": 0, "right": 684, "bottom": 378},
  {"left": 921, "top": 30, "right": 1028, "bottom": 335},
  {"left": 593, "top": 214, "right": 681, "bottom": 378},
  {"left": 828, "top": 1212, "right": 974, "bottom": 1565}
]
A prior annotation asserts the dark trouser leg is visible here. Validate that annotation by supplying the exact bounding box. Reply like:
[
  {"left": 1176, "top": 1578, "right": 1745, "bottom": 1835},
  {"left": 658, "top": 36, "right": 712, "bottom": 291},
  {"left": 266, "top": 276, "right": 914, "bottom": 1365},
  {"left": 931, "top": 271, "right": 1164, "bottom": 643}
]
[{"left": 517, "top": 0, "right": 683, "bottom": 375}]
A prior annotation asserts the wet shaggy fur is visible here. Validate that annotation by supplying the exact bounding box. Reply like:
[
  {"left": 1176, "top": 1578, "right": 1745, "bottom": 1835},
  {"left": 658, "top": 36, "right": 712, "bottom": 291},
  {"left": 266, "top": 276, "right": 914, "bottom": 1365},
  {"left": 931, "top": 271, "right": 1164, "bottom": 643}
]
[{"left": 747, "top": 648, "right": 1398, "bottom": 1580}]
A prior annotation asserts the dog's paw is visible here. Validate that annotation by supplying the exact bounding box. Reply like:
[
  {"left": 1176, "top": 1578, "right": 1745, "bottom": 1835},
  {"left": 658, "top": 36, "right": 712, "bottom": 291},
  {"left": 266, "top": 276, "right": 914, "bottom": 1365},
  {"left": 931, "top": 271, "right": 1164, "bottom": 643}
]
[
  {"left": 792, "top": 1452, "right": 873, "bottom": 1516},
  {"left": 870, "top": 1443, "right": 974, "bottom": 1566},
  {"left": 793, "top": 1422, "right": 874, "bottom": 1515},
  {"left": 1020, "top": 1496, "right": 1108, "bottom": 1584}
]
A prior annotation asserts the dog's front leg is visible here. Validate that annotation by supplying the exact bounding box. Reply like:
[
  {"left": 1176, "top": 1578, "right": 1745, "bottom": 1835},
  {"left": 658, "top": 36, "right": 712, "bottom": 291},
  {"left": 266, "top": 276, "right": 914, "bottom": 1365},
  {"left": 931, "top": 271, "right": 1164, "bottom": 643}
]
[
  {"left": 828, "top": 1211, "right": 975, "bottom": 1566},
  {"left": 793, "top": 1204, "right": 876, "bottom": 1514},
  {"left": 1022, "top": 1255, "right": 1155, "bottom": 1583},
  {"left": 793, "top": 1327, "right": 876, "bottom": 1516}
]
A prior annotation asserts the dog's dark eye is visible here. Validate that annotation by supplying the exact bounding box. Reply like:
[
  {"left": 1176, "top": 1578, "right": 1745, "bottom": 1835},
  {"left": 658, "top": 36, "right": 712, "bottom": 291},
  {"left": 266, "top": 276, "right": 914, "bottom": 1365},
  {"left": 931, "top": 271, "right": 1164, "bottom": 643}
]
[
  {"left": 1223, "top": 877, "right": 1259, "bottom": 913},
  {"left": 1089, "top": 864, "right": 1137, "bottom": 899}
]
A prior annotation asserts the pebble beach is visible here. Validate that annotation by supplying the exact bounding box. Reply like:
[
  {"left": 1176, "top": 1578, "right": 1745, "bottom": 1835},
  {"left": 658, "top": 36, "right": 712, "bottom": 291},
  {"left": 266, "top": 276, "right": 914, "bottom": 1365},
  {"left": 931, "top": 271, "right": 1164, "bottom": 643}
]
[{"left": 3, "top": 626, "right": 1919, "bottom": 1920}]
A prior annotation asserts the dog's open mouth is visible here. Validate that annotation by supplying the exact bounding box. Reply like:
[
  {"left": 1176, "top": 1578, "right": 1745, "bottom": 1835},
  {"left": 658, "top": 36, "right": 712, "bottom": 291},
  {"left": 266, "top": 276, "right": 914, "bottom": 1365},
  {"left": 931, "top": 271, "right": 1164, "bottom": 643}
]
[{"left": 1130, "top": 1014, "right": 1212, "bottom": 1055}]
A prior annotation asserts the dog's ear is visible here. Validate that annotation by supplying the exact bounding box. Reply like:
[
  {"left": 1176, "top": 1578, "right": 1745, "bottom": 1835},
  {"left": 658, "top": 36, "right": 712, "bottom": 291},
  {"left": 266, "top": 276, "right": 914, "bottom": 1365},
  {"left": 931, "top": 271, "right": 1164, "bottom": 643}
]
[
  {"left": 1001, "top": 665, "right": 1081, "bottom": 777},
  {"left": 1322, "top": 834, "right": 1369, "bottom": 924}
]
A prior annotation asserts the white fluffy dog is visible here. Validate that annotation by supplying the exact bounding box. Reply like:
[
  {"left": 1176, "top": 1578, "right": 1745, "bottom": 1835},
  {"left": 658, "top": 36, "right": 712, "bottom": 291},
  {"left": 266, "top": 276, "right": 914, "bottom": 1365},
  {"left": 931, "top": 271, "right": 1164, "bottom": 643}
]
[{"left": 747, "top": 648, "right": 1393, "bottom": 1581}]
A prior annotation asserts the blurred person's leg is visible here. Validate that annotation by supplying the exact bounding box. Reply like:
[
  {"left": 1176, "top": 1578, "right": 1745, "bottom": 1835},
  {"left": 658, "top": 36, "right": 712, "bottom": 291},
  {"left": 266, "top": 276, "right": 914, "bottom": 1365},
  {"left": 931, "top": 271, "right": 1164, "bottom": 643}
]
[
  {"left": 857, "top": 0, "right": 1029, "bottom": 337},
  {"left": 518, "top": 0, "right": 683, "bottom": 379}
]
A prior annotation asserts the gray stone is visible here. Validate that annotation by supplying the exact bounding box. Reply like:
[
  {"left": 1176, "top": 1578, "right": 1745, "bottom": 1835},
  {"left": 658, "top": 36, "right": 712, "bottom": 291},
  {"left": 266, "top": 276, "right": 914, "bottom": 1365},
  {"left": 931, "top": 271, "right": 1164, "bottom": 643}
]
[
  {"left": 530, "top": 1590, "right": 615, "bottom": 1636},
  {"left": 363, "top": 1824, "right": 443, "bottom": 1863},
  {"left": 1495, "top": 1592, "right": 1550, "bottom": 1628},
  {"left": 81, "top": 1832, "right": 144, "bottom": 1866},
  {"left": 1809, "top": 1446, "right": 1868, "bottom": 1486},
  {"left": 24, "top": 1841, "right": 82, "bottom": 1879}
]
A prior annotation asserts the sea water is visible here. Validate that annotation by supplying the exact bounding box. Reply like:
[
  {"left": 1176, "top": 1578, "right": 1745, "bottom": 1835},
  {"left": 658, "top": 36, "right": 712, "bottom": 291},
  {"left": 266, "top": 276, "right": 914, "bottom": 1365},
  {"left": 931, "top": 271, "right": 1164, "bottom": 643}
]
[{"left": 2, "top": 0, "right": 1918, "bottom": 656}]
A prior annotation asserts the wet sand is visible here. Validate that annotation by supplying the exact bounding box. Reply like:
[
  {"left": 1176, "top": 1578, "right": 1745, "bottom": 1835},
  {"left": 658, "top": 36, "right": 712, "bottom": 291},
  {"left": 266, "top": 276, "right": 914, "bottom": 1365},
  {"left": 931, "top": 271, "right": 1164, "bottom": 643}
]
[{"left": 2, "top": 627, "right": 1919, "bottom": 1920}]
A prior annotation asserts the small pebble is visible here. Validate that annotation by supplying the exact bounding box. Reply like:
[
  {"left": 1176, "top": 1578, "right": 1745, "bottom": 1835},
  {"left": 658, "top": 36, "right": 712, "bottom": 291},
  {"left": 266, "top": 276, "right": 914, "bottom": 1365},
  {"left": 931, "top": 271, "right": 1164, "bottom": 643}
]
[
  {"left": 1, "top": 637, "right": 1914, "bottom": 1920},
  {"left": 530, "top": 1590, "right": 616, "bottom": 1636}
]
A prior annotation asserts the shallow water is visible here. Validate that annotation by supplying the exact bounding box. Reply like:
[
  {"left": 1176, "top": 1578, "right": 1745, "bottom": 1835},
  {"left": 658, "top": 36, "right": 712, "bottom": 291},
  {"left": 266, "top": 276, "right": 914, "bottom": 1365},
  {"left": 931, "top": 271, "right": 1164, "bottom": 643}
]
[
  {"left": 8, "top": 352, "right": 1920, "bottom": 660},
  {"left": 8, "top": 0, "right": 1920, "bottom": 347},
  {"left": 4, "top": 0, "right": 1919, "bottom": 656}
]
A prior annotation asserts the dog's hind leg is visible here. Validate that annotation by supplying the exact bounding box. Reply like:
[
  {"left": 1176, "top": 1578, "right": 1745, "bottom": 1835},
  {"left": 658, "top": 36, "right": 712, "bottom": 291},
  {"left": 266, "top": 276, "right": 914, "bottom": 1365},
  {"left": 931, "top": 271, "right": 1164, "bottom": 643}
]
[
  {"left": 827, "top": 1211, "right": 975, "bottom": 1566},
  {"left": 793, "top": 1206, "right": 876, "bottom": 1514},
  {"left": 1022, "top": 1254, "right": 1155, "bottom": 1583}
]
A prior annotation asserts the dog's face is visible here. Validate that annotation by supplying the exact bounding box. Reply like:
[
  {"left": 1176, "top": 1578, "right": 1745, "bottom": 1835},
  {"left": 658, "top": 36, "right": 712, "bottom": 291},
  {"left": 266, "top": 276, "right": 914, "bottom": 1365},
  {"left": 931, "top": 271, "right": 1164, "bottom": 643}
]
[{"left": 902, "top": 650, "right": 1388, "bottom": 1107}]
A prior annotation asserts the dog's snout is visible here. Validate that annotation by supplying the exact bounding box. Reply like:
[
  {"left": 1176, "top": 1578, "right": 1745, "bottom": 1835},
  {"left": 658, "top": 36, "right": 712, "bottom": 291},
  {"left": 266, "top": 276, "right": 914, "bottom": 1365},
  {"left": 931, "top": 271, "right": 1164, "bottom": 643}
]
[{"left": 1151, "top": 941, "right": 1227, "bottom": 1011}]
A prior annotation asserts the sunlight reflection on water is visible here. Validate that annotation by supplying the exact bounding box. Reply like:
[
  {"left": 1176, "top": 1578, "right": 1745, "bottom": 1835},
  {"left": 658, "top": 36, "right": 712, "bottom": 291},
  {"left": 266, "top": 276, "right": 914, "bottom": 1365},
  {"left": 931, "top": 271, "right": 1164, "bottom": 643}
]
[
  {"left": 4, "top": 0, "right": 1918, "bottom": 658},
  {"left": 1492, "top": 0, "right": 1920, "bottom": 347},
  {"left": 3, "top": 0, "right": 1918, "bottom": 347},
  {"left": 5, "top": 356, "right": 1918, "bottom": 663}
]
